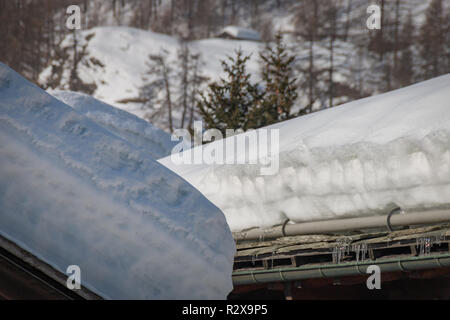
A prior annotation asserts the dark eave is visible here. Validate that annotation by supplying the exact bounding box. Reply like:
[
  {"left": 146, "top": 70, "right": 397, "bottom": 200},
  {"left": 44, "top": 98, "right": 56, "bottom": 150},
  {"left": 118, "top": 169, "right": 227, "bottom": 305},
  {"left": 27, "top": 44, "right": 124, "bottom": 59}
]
[
  {"left": 0, "top": 234, "right": 102, "bottom": 300},
  {"left": 232, "top": 223, "right": 450, "bottom": 286}
]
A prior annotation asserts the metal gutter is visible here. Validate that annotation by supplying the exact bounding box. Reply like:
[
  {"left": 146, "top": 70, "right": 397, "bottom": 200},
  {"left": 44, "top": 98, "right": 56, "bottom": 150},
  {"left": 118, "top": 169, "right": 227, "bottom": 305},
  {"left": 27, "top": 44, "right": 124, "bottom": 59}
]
[
  {"left": 232, "top": 253, "right": 450, "bottom": 286},
  {"left": 234, "top": 208, "right": 450, "bottom": 242}
]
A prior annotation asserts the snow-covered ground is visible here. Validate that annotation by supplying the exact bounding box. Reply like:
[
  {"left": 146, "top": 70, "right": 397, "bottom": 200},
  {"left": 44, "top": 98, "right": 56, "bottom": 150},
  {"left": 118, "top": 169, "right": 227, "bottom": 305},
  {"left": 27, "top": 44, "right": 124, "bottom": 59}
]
[
  {"left": 39, "top": 26, "right": 262, "bottom": 126},
  {"left": 49, "top": 90, "right": 175, "bottom": 159},
  {"left": 0, "top": 62, "right": 235, "bottom": 299},
  {"left": 160, "top": 74, "right": 450, "bottom": 232}
]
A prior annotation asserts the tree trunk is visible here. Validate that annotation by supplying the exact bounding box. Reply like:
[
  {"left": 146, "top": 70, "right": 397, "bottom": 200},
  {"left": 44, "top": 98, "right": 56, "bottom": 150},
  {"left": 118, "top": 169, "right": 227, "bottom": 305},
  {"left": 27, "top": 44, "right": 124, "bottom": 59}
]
[
  {"left": 163, "top": 64, "right": 173, "bottom": 132},
  {"left": 393, "top": 0, "right": 400, "bottom": 75}
]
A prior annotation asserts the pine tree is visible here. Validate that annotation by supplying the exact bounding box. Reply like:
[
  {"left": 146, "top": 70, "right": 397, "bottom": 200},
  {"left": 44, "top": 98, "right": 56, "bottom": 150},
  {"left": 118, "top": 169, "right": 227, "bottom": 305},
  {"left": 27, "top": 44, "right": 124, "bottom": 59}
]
[
  {"left": 197, "top": 49, "right": 262, "bottom": 135},
  {"left": 257, "top": 33, "right": 298, "bottom": 127}
]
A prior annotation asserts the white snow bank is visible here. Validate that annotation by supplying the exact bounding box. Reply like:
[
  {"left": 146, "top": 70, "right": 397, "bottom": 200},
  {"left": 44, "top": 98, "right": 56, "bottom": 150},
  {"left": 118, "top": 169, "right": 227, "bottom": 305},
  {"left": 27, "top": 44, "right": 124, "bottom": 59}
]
[
  {"left": 159, "top": 74, "right": 450, "bottom": 232},
  {"left": 49, "top": 90, "right": 175, "bottom": 159},
  {"left": 0, "top": 63, "right": 235, "bottom": 299}
]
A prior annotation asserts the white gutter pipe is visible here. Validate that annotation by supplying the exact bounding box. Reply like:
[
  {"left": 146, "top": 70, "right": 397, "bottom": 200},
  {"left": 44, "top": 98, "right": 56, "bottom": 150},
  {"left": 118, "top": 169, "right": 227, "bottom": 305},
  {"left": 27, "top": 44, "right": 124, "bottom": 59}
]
[{"left": 233, "top": 208, "right": 450, "bottom": 242}]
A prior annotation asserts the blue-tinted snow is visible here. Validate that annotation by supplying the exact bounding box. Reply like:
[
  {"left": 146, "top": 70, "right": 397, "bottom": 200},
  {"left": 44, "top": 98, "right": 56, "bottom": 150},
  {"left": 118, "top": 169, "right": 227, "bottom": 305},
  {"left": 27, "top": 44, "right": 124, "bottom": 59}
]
[
  {"left": 0, "top": 63, "right": 235, "bottom": 299},
  {"left": 50, "top": 90, "right": 175, "bottom": 159}
]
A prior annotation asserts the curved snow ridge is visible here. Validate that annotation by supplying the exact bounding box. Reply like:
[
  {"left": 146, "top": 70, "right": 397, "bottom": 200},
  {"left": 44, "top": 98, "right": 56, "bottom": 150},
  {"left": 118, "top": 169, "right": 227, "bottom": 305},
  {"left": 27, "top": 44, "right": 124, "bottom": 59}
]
[
  {"left": 192, "top": 130, "right": 450, "bottom": 231},
  {"left": 49, "top": 90, "right": 175, "bottom": 159},
  {"left": 0, "top": 63, "right": 235, "bottom": 299},
  {"left": 160, "top": 74, "right": 450, "bottom": 232}
]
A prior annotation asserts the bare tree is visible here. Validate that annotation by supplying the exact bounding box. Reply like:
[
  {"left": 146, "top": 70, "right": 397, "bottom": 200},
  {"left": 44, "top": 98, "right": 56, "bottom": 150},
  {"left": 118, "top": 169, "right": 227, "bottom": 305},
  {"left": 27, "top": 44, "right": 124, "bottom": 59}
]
[
  {"left": 394, "top": 10, "right": 415, "bottom": 87},
  {"left": 178, "top": 41, "right": 190, "bottom": 128},
  {"left": 188, "top": 54, "right": 208, "bottom": 129},
  {"left": 294, "top": 0, "right": 327, "bottom": 112},
  {"left": 177, "top": 40, "right": 208, "bottom": 129},
  {"left": 343, "top": 0, "right": 353, "bottom": 41},
  {"left": 0, "top": 0, "right": 86, "bottom": 82},
  {"left": 324, "top": 0, "right": 344, "bottom": 108},
  {"left": 419, "top": 0, "right": 447, "bottom": 79},
  {"left": 392, "top": 0, "right": 401, "bottom": 76},
  {"left": 140, "top": 43, "right": 207, "bottom": 132},
  {"left": 141, "top": 49, "right": 174, "bottom": 132}
]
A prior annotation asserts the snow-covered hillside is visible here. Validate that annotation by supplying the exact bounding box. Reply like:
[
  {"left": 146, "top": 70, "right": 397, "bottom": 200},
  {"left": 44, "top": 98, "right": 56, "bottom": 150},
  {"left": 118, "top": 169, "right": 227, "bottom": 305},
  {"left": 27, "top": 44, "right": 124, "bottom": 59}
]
[
  {"left": 160, "top": 74, "right": 450, "bottom": 232},
  {"left": 37, "top": 25, "right": 364, "bottom": 125},
  {"left": 49, "top": 90, "right": 175, "bottom": 159},
  {"left": 39, "top": 26, "right": 261, "bottom": 127},
  {"left": 0, "top": 63, "right": 235, "bottom": 299},
  {"left": 38, "top": 0, "right": 441, "bottom": 133}
]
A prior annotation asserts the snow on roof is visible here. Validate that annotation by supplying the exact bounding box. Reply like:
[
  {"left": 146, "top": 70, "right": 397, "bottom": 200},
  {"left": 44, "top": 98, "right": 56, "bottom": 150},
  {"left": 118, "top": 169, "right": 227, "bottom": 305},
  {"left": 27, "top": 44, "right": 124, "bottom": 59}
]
[
  {"left": 159, "top": 74, "right": 450, "bottom": 232},
  {"left": 50, "top": 90, "right": 175, "bottom": 159},
  {"left": 0, "top": 63, "right": 235, "bottom": 299},
  {"left": 219, "top": 26, "right": 261, "bottom": 41}
]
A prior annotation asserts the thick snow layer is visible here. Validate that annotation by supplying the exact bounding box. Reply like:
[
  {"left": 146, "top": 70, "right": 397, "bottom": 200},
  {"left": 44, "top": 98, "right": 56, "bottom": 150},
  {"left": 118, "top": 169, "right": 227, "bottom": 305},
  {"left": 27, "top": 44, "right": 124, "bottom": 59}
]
[
  {"left": 160, "top": 74, "right": 450, "bottom": 232},
  {"left": 49, "top": 90, "right": 175, "bottom": 159},
  {"left": 0, "top": 63, "right": 235, "bottom": 299}
]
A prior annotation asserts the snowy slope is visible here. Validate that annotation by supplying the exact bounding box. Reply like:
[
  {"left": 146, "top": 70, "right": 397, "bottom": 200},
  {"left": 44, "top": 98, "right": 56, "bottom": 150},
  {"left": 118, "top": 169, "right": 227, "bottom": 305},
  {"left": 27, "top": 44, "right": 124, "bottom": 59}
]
[
  {"left": 159, "top": 74, "right": 450, "bottom": 232},
  {"left": 0, "top": 63, "right": 235, "bottom": 299},
  {"left": 38, "top": 0, "right": 441, "bottom": 132},
  {"left": 38, "top": 25, "right": 355, "bottom": 123},
  {"left": 39, "top": 26, "right": 262, "bottom": 124},
  {"left": 49, "top": 90, "right": 175, "bottom": 159}
]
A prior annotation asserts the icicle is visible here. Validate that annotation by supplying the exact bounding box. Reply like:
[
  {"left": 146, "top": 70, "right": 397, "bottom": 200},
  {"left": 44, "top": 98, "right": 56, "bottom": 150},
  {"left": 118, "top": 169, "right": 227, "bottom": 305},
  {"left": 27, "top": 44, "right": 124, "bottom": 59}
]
[
  {"left": 251, "top": 254, "right": 256, "bottom": 266},
  {"left": 351, "top": 243, "right": 368, "bottom": 262},
  {"left": 417, "top": 237, "right": 433, "bottom": 256},
  {"left": 333, "top": 238, "right": 351, "bottom": 264},
  {"left": 361, "top": 243, "right": 368, "bottom": 262}
]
